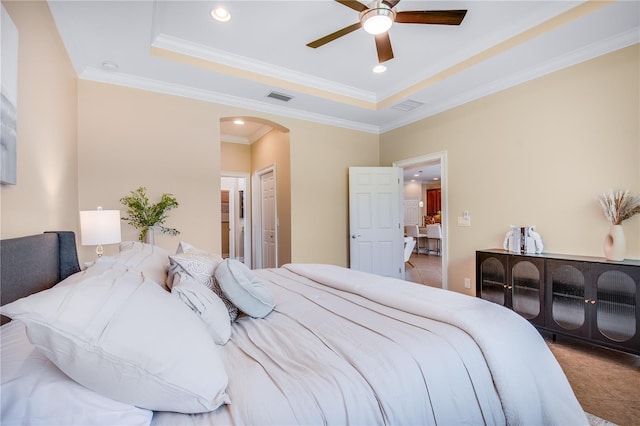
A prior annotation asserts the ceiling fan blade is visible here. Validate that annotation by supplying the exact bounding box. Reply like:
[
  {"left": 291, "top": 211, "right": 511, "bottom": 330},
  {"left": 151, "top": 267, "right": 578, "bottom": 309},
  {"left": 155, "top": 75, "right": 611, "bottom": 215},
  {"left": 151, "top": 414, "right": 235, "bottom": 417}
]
[
  {"left": 375, "top": 32, "right": 394, "bottom": 63},
  {"left": 306, "top": 22, "right": 362, "bottom": 48},
  {"left": 335, "top": 0, "right": 368, "bottom": 12},
  {"left": 395, "top": 10, "right": 467, "bottom": 25},
  {"left": 382, "top": 0, "right": 401, "bottom": 8}
]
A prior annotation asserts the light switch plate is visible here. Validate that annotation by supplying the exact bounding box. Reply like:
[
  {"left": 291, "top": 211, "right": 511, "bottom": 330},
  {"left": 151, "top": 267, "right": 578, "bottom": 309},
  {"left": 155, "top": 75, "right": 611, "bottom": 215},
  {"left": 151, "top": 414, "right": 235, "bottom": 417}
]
[{"left": 458, "top": 216, "right": 471, "bottom": 227}]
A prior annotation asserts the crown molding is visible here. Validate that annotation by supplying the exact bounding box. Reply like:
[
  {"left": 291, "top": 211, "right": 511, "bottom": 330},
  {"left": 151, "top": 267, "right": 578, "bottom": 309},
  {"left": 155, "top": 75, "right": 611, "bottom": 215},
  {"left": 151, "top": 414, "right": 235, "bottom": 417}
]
[
  {"left": 152, "top": 33, "right": 377, "bottom": 104},
  {"left": 220, "top": 134, "right": 250, "bottom": 144},
  {"left": 380, "top": 29, "right": 640, "bottom": 134},
  {"left": 79, "top": 67, "right": 381, "bottom": 134},
  {"left": 378, "top": 0, "right": 583, "bottom": 101},
  {"left": 79, "top": 24, "right": 637, "bottom": 137}
]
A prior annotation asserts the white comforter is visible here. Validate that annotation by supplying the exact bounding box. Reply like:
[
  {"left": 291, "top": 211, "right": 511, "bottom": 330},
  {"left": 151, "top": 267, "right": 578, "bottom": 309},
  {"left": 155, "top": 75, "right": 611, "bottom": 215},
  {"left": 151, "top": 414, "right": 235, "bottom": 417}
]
[{"left": 153, "top": 264, "right": 587, "bottom": 426}]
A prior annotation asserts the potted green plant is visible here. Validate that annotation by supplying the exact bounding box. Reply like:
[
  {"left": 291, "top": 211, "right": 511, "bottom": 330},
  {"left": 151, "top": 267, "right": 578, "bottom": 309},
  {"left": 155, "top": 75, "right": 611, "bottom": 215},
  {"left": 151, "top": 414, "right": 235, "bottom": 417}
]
[{"left": 120, "top": 187, "right": 180, "bottom": 244}]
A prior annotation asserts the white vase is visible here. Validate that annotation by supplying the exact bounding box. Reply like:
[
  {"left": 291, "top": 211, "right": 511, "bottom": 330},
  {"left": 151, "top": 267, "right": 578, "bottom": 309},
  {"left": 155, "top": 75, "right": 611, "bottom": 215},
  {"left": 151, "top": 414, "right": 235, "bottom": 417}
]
[
  {"left": 144, "top": 227, "right": 155, "bottom": 245},
  {"left": 603, "top": 224, "right": 625, "bottom": 261}
]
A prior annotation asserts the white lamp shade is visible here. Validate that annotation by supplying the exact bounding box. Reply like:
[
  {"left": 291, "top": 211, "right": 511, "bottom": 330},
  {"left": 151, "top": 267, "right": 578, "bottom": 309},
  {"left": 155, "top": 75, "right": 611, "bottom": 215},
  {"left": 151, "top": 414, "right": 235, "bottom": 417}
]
[{"left": 80, "top": 210, "right": 122, "bottom": 246}]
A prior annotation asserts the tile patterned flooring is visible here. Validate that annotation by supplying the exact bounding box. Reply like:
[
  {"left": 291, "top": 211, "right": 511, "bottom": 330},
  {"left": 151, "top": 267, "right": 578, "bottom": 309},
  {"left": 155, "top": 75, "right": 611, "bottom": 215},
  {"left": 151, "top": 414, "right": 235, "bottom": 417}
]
[
  {"left": 404, "top": 252, "right": 640, "bottom": 425},
  {"left": 404, "top": 251, "right": 442, "bottom": 288}
]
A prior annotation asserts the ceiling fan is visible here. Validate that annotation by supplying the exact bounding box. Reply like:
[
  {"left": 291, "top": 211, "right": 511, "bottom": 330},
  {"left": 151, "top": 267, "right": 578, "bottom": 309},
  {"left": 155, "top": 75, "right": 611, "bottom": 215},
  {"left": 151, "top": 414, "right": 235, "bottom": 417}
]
[{"left": 306, "top": 0, "right": 467, "bottom": 63}]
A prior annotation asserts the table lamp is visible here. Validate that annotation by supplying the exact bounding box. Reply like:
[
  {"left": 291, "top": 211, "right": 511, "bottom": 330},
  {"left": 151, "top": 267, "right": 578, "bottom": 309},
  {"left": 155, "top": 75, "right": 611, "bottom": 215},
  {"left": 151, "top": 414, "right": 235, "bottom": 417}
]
[{"left": 80, "top": 207, "right": 122, "bottom": 258}]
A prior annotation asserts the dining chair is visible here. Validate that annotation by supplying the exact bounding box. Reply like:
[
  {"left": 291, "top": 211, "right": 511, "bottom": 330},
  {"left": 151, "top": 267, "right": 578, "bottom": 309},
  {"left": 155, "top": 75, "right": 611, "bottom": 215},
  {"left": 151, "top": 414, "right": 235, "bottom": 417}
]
[
  {"left": 403, "top": 237, "right": 416, "bottom": 268},
  {"left": 404, "top": 225, "right": 428, "bottom": 254},
  {"left": 426, "top": 224, "right": 442, "bottom": 256}
]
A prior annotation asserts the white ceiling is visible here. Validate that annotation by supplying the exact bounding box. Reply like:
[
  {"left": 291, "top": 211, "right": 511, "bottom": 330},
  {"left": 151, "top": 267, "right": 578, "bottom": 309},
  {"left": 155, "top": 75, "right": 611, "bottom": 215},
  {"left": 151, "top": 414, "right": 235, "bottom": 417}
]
[
  {"left": 48, "top": 0, "right": 639, "bottom": 137},
  {"left": 403, "top": 161, "right": 441, "bottom": 185}
]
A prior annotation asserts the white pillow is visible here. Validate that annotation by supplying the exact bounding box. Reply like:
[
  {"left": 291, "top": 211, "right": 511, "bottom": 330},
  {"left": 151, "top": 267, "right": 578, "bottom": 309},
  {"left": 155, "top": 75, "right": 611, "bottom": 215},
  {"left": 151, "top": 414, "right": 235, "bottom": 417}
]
[
  {"left": 2, "top": 269, "right": 230, "bottom": 414},
  {"left": 176, "top": 240, "right": 210, "bottom": 255},
  {"left": 167, "top": 248, "right": 239, "bottom": 322},
  {"left": 171, "top": 273, "right": 232, "bottom": 345},
  {"left": 215, "top": 259, "right": 275, "bottom": 318},
  {"left": 1, "top": 321, "right": 153, "bottom": 426},
  {"left": 167, "top": 251, "right": 222, "bottom": 290},
  {"left": 118, "top": 241, "right": 171, "bottom": 289}
]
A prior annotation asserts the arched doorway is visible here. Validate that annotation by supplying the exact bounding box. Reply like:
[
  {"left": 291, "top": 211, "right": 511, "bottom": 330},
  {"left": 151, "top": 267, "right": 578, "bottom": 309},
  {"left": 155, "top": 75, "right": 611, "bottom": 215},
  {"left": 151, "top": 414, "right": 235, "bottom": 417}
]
[{"left": 220, "top": 117, "right": 291, "bottom": 268}]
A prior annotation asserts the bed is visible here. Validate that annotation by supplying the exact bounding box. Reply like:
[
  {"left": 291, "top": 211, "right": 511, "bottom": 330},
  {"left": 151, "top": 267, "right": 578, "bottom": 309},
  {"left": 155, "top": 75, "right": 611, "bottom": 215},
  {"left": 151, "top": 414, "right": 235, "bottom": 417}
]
[{"left": 0, "top": 232, "right": 588, "bottom": 425}]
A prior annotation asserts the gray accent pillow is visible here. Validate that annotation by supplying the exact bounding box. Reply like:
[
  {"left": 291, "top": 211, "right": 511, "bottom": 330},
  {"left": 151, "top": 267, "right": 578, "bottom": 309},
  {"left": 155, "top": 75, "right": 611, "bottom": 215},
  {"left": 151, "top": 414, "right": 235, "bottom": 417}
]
[{"left": 215, "top": 259, "right": 275, "bottom": 318}]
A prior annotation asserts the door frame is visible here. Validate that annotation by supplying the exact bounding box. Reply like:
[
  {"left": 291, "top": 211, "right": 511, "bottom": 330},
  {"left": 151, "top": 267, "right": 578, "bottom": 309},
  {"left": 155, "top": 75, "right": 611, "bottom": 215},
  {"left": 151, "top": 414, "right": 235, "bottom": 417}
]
[
  {"left": 393, "top": 151, "right": 449, "bottom": 289},
  {"left": 253, "top": 164, "right": 277, "bottom": 269},
  {"left": 221, "top": 172, "right": 251, "bottom": 266}
]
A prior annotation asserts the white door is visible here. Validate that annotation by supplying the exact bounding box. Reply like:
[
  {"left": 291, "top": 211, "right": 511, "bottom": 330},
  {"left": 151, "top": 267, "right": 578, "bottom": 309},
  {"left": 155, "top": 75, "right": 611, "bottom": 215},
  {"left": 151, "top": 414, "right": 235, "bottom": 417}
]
[
  {"left": 260, "top": 169, "right": 277, "bottom": 268},
  {"left": 404, "top": 199, "right": 420, "bottom": 225},
  {"left": 349, "top": 167, "right": 404, "bottom": 278}
]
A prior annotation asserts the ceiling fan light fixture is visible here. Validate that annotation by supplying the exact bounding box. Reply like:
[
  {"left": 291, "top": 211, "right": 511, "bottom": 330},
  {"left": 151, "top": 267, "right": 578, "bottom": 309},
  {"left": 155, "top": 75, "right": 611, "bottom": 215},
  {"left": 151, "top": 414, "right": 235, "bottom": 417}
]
[{"left": 360, "top": 5, "right": 395, "bottom": 35}]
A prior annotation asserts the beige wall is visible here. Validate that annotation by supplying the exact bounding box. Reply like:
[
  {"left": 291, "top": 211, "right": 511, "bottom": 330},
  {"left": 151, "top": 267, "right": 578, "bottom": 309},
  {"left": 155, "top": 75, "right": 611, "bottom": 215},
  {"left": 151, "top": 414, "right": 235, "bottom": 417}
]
[
  {"left": 287, "top": 122, "right": 379, "bottom": 266},
  {"left": 0, "top": 1, "right": 78, "bottom": 239},
  {"left": 381, "top": 44, "right": 640, "bottom": 295},
  {"left": 77, "top": 81, "right": 379, "bottom": 267},
  {"left": 251, "top": 128, "right": 291, "bottom": 266},
  {"left": 221, "top": 141, "right": 251, "bottom": 173},
  {"left": 77, "top": 81, "right": 223, "bottom": 262}
]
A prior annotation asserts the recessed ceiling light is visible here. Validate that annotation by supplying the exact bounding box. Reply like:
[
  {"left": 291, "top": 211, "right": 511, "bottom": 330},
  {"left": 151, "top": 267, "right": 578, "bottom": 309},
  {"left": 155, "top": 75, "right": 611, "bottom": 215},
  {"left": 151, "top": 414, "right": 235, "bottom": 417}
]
[
  {"left": 373, "top": 64, "right": 387, "bottom": 73},
  {"left": 433, "top": 177, "right": 440, "bottom": 181},
  {"left": 211, "top": 7, "right": 231, "bottom": 22},
  {"left": 233, "top": 119, "right": 245, "bottom": 125}
]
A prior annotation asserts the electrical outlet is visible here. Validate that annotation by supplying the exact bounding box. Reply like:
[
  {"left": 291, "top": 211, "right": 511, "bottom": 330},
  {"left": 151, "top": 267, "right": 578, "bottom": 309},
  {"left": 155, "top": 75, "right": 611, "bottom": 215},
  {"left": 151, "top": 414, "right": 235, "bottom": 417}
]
[{"left": 464, "top": 278, "right": 471, "bottom": 289}]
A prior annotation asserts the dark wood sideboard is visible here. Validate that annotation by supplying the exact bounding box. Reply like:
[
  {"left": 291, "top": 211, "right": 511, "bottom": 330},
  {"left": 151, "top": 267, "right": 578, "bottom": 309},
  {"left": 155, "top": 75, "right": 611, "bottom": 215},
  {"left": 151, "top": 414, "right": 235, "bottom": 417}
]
[{"left": 476, "top": 249, "right": 640, "bottom": 355}]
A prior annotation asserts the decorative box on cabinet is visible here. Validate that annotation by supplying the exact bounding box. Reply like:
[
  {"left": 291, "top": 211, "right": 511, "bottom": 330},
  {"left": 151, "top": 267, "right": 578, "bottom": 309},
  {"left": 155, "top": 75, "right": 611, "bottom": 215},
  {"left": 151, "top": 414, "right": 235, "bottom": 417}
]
[
  {"left": 476, "top": 251, "right": 545, "bottom": 327},
  {"left": 477, "top": 250, "right": 640, "bottom": 355}
]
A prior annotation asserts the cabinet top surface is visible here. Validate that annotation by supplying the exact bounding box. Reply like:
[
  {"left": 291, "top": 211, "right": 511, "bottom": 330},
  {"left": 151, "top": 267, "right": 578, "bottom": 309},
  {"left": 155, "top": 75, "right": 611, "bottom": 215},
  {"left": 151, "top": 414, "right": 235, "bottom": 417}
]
[{"left": 477, "top": 249, "right": 640, "bottom": 267}]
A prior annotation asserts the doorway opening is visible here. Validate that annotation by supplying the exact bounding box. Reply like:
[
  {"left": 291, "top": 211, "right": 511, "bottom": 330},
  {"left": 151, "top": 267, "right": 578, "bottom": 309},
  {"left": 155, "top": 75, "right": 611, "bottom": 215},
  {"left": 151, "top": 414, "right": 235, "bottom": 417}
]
[
  {"left": 394, "top": 151, "right": 448, "bottom": 289},
  {"left": 254, "top": 165, "right": 277, "bottom": 269},
  {"left": 221, "top": 173, "right": 250, "bottom": 265},
  {"left": 219, "top": 116, "right": 291, "bottom": 269}
]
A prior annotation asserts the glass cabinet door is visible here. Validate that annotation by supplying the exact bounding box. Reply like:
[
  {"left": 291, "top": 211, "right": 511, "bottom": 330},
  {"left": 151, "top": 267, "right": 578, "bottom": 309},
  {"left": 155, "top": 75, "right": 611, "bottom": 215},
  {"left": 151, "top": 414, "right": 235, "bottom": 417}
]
[
  {"left": 548, "top": 260, "right": 588, "bottom": 336},
  {"left": 480, "top": 256, "right": 506, "bottom": 306},
  {"left": 594, "top": 268, "right": 637, "bottom": 343},
  {"left": 511, "top": 259, "right": 542, "bottom": 321}
]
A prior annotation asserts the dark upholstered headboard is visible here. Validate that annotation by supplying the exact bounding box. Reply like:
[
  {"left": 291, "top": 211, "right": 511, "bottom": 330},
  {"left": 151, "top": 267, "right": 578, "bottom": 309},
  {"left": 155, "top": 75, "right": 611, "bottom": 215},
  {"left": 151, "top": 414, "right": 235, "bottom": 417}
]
[{"left": 0, "top": 231, "right": 81, "bottom": 325}]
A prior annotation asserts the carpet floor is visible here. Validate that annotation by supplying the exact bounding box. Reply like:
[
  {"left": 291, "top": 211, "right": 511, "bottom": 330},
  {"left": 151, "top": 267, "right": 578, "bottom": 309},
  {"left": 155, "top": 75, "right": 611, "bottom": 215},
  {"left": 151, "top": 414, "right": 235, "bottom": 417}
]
[{"left": 545, "top": 335, "right": 639, "bottom": 426}]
